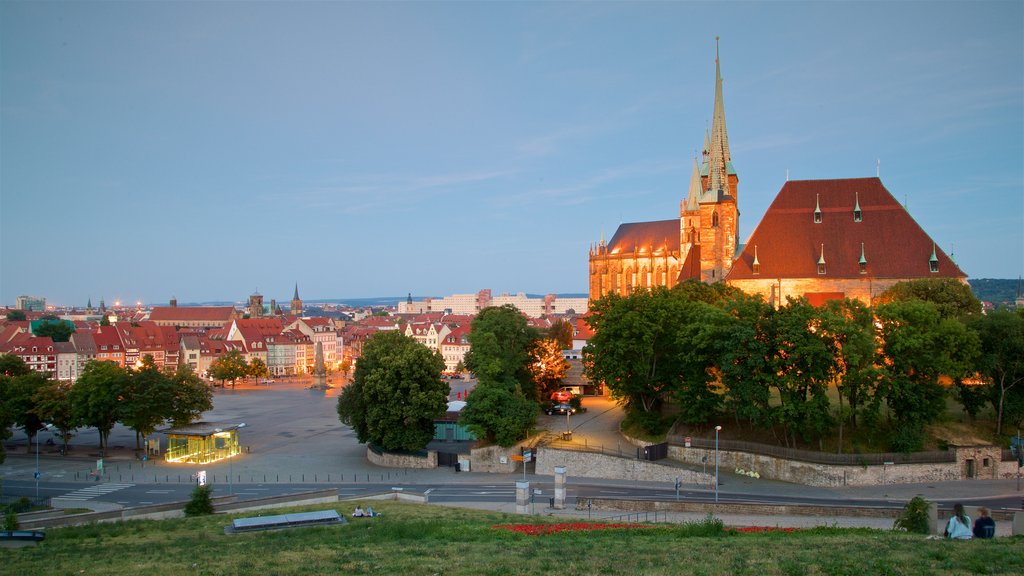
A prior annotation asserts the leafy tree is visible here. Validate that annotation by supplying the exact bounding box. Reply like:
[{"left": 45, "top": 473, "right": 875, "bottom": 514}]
[
  {"left": 32, "top": 381, "right": 80, "bottom": 453},
  {"left": 876, "top": 300, "right": 980, "bottom": 450},
  {"left": 184, "top": 485, "right": 214, "bottom": 516},
  {"left": 717, "top": 293, "right": 775, "bottom": 431},
  {"left": 337, "top": 331, "right": 448, "bottom": 451},
  {"left": 546, "top": 319, "right": 575, "bottom": 350},
  {"left": 0, "top": 356, "right": 34, "bottom": 463},
  {"left": 247, "top": 357, "right": 269, "bottom": 379},
  {"left": 877, "top": 278, "right": 982, "bottom": 319},
  {"left": 120, "top": 355, "right": 177, "bottom": 450},
  {"left": 39, "top": 314, "right": 59, "bottom": 321},
  {"left": 34, "top": 320, "right": 74, "bottom": 343},
  {"left": 529, "top": 338, "right": 570, "bottom": 400},
  {"left": 70, "top": 360, "right": 127, "bottom": 454},
  {"left": 0, "top": 354, "right": 31, "bottom": 377},
  {"left": 460, "top": 384, "right": 537, "bottom": 446},
  {"left": 5, "top": 309, "right": 26, "bottom": 321},
  {"left": 818, "top": 298, "right": 881, "bottom": 449},
  {"left": 168, "top": 365, "right": 213, "bottom": 427},
  {"left": 208, "top": 350, "right": 249, "bottom": 387},
  {"left": 6, "top": 371, "right": 49, "bottom": 453},
  {"left": 99, "top": 315, "right": 111, "bottom": 326},
  {"left": 894, "top": 496, "right": 932, "bottom": 534},
  {"left": 464, "top": 305, "right": 539, "bottom": 399},
  {"left": 968, "top": 309, "right": 1024, "bottom": 434}
]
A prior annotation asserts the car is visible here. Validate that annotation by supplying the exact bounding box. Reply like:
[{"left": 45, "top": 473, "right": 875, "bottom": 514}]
[
  {"left": 550, "top": 390, "right": 573, "bottom": 403},
  {"left": 545, "top": 403, "right": 576, "bottom": 416},
  {"left": 558, "top": 385, "right": 585, "bottom": 396}
]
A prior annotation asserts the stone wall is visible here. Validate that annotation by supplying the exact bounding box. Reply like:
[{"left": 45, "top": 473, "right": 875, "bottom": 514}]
[
  {"left": 669, "top": 445, "right": 1016, "bottom": 487},
  {"left": 537, "top": 447, "right": 712, "bottom": 485},
  {"left": 469, "top": 442, "right": 534, "bottom": 474},
  {"left": 366, "top": 447, "right": 436, "bottom": 469}
]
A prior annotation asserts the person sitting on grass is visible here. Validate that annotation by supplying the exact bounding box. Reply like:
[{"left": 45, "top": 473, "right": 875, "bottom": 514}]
[
  {"left": 944, "top": 503, "right": 972, "bottom": 540},
  {"left": 973, "top": 507, "right": 995, "bottom": 539},
  {"left": 352, "top": 506, "right": 365, "bottom": 517}
]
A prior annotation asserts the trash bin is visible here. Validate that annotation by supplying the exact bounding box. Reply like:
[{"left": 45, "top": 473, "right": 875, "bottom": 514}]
[
  {"left": 561, "top": 431, "right": 573, "bottom": 441},
  {"left": 455, "top": 462, "right": 461, "bottom": 472}
]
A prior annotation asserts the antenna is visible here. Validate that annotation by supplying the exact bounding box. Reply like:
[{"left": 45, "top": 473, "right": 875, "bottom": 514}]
[
  {"left": 876, "top": 158, "right": 880, "bottom": 177},
  {"left": 786, "top": 169, "right": 789, "bottom": 182}
]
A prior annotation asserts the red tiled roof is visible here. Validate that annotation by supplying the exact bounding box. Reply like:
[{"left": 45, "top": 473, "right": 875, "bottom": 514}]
[
  {"left": 606, "top": 220, "right": 679, "bottom": 254},
  {"left": 149, "top": 306, "right": 237, "bottom": 322},
  {"left": 726, "top": 178, "right": 966, "bottom": 280},
  {"left": 678, "top": 244, "right": 702, "bottom": 281}
]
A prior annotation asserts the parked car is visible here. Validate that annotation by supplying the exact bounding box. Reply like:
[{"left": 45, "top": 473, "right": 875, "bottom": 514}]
[
  {"left": 558, "top": 385, "right": 585, "bottom": 396},
  {"left": 545, "top": 403, "right": 576, "bottom": 416},
  {"left": 550, "top": 390, "right": 573, "bottom": 403}
]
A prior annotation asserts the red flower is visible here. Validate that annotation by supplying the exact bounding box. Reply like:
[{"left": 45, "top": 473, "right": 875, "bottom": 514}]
[
  {"left": 492, "top": 523, "right": 650, "bottom": 535},
  {"left": 732, "top": 526, "right": 799, "bottom": 533}
]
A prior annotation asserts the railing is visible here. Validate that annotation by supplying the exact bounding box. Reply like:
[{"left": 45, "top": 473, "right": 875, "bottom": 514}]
[
  {"left": 666, "top": 434, "right": 955, "bottom": 465},
  {"left": 580, "top": 508, "right": 668, "bottom": 523}
]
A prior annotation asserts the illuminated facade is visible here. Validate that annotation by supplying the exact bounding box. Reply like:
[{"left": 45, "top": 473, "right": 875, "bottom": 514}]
[{"left": 162, "top": 422, "right": 245, "bottom": 464}]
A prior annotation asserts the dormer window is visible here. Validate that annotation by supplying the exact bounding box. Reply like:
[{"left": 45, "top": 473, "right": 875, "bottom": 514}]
[
  {"left": 859, "top": 242, "right": 867, "bottom": 274},
  {"left": 814, "top": 194, "right": 822, "bottom": 224},
  {"left": 752, "top": 245, "right": 761, "bottom": 275},
  {"left": 817, "top": 244, "right": 826, "bottom": 275},
  {"left": 929, "top": 244, "right": 939, "bottom": 273},
  {"left": 853, "top": 192, "right": 862, "bottom": 222}
]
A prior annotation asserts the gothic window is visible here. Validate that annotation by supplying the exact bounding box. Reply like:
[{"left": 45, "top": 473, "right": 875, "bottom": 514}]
[
  {"left": 818, "top": 262, "right": 826, "bottom": 275},
  {"left": 752, "top": 262, "right": 760, "bottom": 275},
  {"left": 859, "top": 262, "right": 867, "bottom": 274},
  {"left": 814, "top": 211, "right": 822, "bottom": 224},
  {"left": 854, "top": 209, "right": 862, "bottom": 222},
  {"left": 712, "top": 211, "right": 719, "bottom": 227},
  {"left": 930, "top": 260, "right": 939, "bottom": 273}
]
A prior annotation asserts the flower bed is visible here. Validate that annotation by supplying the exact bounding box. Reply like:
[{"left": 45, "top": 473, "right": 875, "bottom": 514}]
[
  {"left": 731, "top": 526, "right": 799, "bottom": 533},
  {"left": 492, "top": 523, "right": 651, "bottom": 535}
]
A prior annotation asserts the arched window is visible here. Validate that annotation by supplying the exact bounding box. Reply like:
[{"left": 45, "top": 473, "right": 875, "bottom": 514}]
[{"left": 711, "top": 212, "right": 719, "bottom": 228}]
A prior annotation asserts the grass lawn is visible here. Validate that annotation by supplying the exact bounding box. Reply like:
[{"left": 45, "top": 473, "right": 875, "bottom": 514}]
[{"left": 3, "top": 502, "right": 1021, "bottom": 575}]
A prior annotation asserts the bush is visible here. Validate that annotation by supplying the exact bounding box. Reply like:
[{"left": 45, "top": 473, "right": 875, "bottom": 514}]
[
  {"left": 4, "top": 508, "right": 19, "bottom": 531},
  {"left": 679, "top": 513, "right": 725, "bottom": 537},
  {"left": 893, "top": 496, "right": 931, "bottom": 534},
  {"left": 888, "top": 424, "right": 925, "bottom": 453},
  {"left": 184, "top": 485, "right": 214, "bottom": 516}
]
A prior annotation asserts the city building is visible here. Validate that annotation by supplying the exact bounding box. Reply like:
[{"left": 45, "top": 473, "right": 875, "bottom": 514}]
[
  {"left": 15, "top": 295, "right": 47, "bottom": 311},
  {"left": 148, "top": 304, "right": 239, "bottom": 329},
  {"left": 290, "top": 283, "right": 303, "bottom": 316},
  {"left": 399, "top": 288, "right": 587, "bottom": 318}
]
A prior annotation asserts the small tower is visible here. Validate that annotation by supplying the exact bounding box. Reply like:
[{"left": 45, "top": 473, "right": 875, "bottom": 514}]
[
  {"left": 169, "top": 296, "right": 177, "bottom": 308},
  {"left": 290, "top": 283, "right": 303, "bottom": 316},
  {"left": 249, "top": 291, "right": 265, "bottom": 318}
]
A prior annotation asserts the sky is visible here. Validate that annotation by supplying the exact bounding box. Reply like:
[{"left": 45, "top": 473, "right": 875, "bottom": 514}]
[{"left": 1, "top": 1, "right": 1021, "bottom": 307}]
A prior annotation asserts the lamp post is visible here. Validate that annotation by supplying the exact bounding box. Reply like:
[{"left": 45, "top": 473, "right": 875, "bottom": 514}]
[
  {"left": 714, "top": 425, "right": 722, "bottom": 503},
  {"left": 230, "top": 423, "right": 246, "bottom": 495},
  {"left": 35, "top": 423, "right": 54, "bottom": 500}
]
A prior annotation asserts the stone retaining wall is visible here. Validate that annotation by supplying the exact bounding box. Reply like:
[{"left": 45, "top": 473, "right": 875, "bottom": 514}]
[
  {"left": 537, "top": 447, "right": 712, "bottom": 484},
  {"left": 366, "top": 447, "right": 436, "bottom": 469}
]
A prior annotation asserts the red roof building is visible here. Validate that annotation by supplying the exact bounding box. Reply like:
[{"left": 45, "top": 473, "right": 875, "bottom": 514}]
[
  {"left": 148, "top": 306, "right": 239, "bottom": 329},
  {"left": 726, "top": 177, "right": 966, "bottom": 306}
]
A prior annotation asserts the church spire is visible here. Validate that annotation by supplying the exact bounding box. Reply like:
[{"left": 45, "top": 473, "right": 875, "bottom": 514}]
[
  {"left": 685, "top": 155, "right": 702, "bottom": 212},
  {"left": 293, "top": 282, "right": 300, "bottom": 300},
  {"left": 705, "top": 36, "right": 733, "bottom": 201}
]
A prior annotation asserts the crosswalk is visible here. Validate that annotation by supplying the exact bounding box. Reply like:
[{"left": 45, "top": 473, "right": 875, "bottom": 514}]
[{"left": 59, "top": 483, "right": 135, "bottom": 501}]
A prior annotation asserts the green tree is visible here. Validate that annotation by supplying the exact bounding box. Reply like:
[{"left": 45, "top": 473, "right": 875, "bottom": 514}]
[
  {"left": 119, "top": 355, "right": 177, "bottom": 450},
  {"left": 717, "top": 293, "right": 776, "bottom": 431},
  {"left": 546, "top": 319, "right": 575, "bottom": 350},
  {"left": 33, "top": 320, "right": 74, "bottom": 343},
  {"left": 100, "top": 315, "right": 111, "bottom": 327},
  {"left": 168, "top": 365, "right": 213, "bottom": 427},
  {"left": 336, "top": 331, "right": 448, "bottom": 451},
  {"left": 876, "top": 300, "right": 980, "bottom": 450},
  {"left": 464, "top": 305, "right": 539, "bottom": 399},
  {"left": 208, "top": 350, "right": 249, "bottom": 387},
  {"left": 5, "top": 309, "right": 27, "bottom": 321},
  {"left": 969, "top": 309, "right": 1024, "bottom": 434},
  {"left": 877, "top": 278, "right": 982, "bottom": 319},
  {"left": 6, "top": 371, "right": 49, "bottom": 453},
  {"left": 529, "top": 338, "right": 570, "bottom": 401},
  {"left": 184, "top": 485, "right": 214, "bottom": 516},
  {"left": 247, "top": 357, "right": 269, "bottom": 379},
  {"left": 460, "top": 384, "right": 537, "bottom": 446},
  {"left": 70, "top": 360, "right": 127, "bottom": 454},
  {"left": 32, "top": 381, "right": 80, "bottom": 453},
  {"left": 0, "top": 354, "right": 31, "bottom": 377},
  {"left": 0, "top": 356, "right": 33, "bottom": 463}
]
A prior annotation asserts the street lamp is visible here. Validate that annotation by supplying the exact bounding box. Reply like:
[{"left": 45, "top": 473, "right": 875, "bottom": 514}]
[
  {"left": 35, "top": 423, "right": 54, "bottom": 501},
  {"left": 714, "top": 425, "right": 722, "bottom": 503},
  {"left": 230, "top": 423, "right": 246, "bottom": 495}
]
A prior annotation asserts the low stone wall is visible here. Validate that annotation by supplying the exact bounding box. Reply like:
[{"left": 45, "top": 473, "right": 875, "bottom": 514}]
[
  {"left": 468, "top": 444, "right": 522, "bottom": 474},
  {"left": 366, "top": 447, "right": 436, "bottom": 469},
  {"left": 537, "top": 447, "right": 712, "bottom": 484}
]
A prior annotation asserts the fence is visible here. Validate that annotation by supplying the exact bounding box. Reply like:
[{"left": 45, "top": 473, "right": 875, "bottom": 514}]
[{"left": 667, "top": 435, "right": 955, "bottom": 466}]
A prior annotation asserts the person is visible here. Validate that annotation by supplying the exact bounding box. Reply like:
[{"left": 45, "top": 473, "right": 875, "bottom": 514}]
[
  {"left": 944, "top": 503, "right": 972, "bottom": 539},
  {"left": 973, "top": 506, "right": 996, "bottom": 539},
  {"left": 366, "top": 506, "right": 377, "bottom": 518},
  {"left": 352, "top": 506, "right": 365, "bottom": 517}
]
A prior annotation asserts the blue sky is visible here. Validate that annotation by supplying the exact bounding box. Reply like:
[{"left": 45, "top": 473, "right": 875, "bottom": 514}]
[{"left": 2, "top": 1, "right": 1021, "bottom": 306}]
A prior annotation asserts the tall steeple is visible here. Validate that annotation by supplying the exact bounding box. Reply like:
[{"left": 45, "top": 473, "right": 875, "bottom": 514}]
[
  {"left": 705, "top": 36, "right": 733, "bottom": 201},
  {"left": 293, "top": 283, "right": 300, "bottom": 301},
  {"left": 290, "top": 282, "right": 303, "bottom": 316}
]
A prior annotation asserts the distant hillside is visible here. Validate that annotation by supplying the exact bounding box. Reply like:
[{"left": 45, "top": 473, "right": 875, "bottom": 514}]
[
  {"left": 181, "top": 294, "right": 589, "bottom": 309},
  {"left": 968, "top": 278, "right": 1021, "bottom": 308}
]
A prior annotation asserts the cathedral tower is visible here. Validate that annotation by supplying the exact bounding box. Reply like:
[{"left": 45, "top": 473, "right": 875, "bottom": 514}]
[{"left": 290, "top": 283, "right": 303, "bottom": 316}]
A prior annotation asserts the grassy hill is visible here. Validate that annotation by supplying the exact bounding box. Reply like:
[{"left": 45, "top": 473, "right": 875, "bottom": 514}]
[{"left": 4, "top": 502, "right": 1021, "bottom": 575}]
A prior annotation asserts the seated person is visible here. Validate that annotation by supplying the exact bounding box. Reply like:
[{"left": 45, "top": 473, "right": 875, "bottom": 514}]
[
  {"left": 973, "top": 507, "right": 996, "bottom": 538},
  {"left": 366, "top": 506, "right": 378, "bottom": 517},
  {"left": 944, "top": 503, "right": 972, "bottom": 540},
  {"left": 352, "top": 506, "right": 365, "bottom": 517}
]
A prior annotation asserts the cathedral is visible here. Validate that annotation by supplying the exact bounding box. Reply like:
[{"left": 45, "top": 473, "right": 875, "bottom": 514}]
[
  {"left": 588, "top": 44, "right": 965, "bottom": 307},
  {"left": 588, "top": 44, "right": 739, "bottom": 300}
]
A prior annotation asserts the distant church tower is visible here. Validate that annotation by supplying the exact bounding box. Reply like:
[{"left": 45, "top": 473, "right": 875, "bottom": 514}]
[
  {"left": 588, "top": 40, "right": 739, "bottom": 300},
  {"left": 290, "top": 283, "right": 303, "bottom": 316},
  {"left": 248, "top": 291, "right": 265, "bottom": 318}
]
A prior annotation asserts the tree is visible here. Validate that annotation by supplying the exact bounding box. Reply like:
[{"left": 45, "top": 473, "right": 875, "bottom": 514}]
[
  {"left": 5, "top": 371, "right": 49, "bottom": 453},
  {"left": 0, "top": 357, "right": 34, "bottom": 463},
  {"left": 529, "top": 338, "right": 570, "bottom": 400},
  {"left": 0, "top": 354, "right": 31, "bottom": 377},
  {"left": 546, "top": 319, "right": 575, "bottom": 350},
  {"left": 119, "top": 355, "right": 177, "bottom": 450},
  {"left": 100, "top": 315, "right": 111, "bottom": 327},
  {"left": 33, "top": 381, "right": 80, "bottom": 453},
  {"left": 184, "top": 485, "right": 214, "bottom": 516},
  {"left": 717, "top": 293, "right": 775, "bottom": 431},
  {"left": 336, "top": 331, "right": 448, "bottom": 451},
  {"left": 464, "top": 305, "right": 539, "bottom": 399},
  {"left": 34, "top": 320, "right": 74, "bottom": 343},
  {"left": 70, "top": 360, "right": 127, "bottom": 454},
  {"left": 876, "top": 300, "right": 980, "bottom": 451},
  {"left": 208, "top": 350, "right": 249, "bottom": 387},
  {"left": 5, "top": 309, "right": 26, "bottom": 321},
  {"left": 247, "top": 357, "right": 269, "bottom": 379},
  {"left": 969, "top": 309, "right": 1024, "bottom": 434},
  {"left": 168, "top": 365, "right": 213, "bottom": 427},
  {"left": 460, "top": 384, "right": 537, "bottom": 447},
  {"left": 877, "top": 278, "right": 982, "bottom": 319}
]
